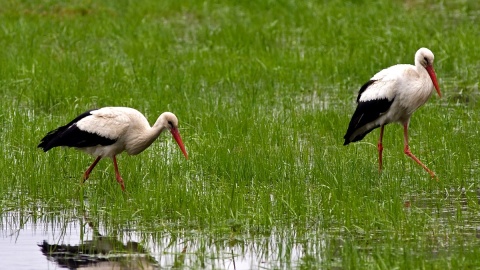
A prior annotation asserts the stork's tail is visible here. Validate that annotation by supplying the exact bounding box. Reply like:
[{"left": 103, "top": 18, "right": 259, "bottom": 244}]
[
  {"left": 38, "top": 127, "right": 64, "bottom": 152},
  {"left": 343, "top": 126, "right": 377, "bottom": 145}
]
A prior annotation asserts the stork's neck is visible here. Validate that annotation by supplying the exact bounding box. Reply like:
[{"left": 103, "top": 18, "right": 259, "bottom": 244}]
[
  {"left": 412, "top": 61, "right": 431, "bottom": 84},
  {"left": 125, "top": 115, "right": 168, "bottom": 155},
  {"left": 411, "top": 62, "right": 436, "bottom": 105},
  {"left": 141, "top": 115, "right": 169, "bottom": 146},
  {"left": 151, "top": 115, "right": 168, "bottom": 136},
  {"left": 414, "top": 60, "right": 424, "bottom": 72}
]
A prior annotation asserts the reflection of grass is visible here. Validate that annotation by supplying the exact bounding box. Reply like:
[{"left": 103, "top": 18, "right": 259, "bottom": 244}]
[{"left": 1, "top": 0, "right": 480, "bottom": 268}]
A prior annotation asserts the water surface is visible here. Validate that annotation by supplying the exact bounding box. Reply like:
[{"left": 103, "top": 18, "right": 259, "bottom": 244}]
[{"left": 2, "top": 187, "right": 479, "bottom": 269}]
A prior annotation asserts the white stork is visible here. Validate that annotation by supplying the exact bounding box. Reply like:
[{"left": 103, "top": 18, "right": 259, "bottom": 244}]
[
  {"left": 38, "top": 107, "right": 188, "bottom": 191},
  {"left": 343, "top": 48, "right": 441, "bottom": 177}
]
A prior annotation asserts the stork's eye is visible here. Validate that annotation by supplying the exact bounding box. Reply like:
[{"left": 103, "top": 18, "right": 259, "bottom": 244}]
[
  {"left": 423, "top": 57, "right": 428, "bottom": 63},
  {"left": 167, "top": 121, "right": 174, "bottom": 128}
]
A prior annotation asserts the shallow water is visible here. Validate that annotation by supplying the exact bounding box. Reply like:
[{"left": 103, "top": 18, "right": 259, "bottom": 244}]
[
  {"left": 2, "top": 187, "right": 479, "bottom": 269},
  {"left": 0, "top": 211, "right": 315, "bottom": 269}
]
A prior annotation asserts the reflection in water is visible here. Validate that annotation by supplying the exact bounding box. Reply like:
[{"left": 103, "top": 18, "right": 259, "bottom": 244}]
[{"left": 38, "top": 219, "right": 158, "bottom": 270}]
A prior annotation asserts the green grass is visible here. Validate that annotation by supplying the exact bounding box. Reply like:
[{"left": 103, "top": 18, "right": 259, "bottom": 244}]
[{"left": 1, "top": 0, "right": 480, "bottom": 268}]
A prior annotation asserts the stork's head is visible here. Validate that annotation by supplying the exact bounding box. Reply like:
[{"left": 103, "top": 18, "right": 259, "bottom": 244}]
[
  {"left": 160, "top": 112, "right": 188, "bottom": 159},
  {"left": 415, "top": 48, "right": 441, "bottom": 97}
]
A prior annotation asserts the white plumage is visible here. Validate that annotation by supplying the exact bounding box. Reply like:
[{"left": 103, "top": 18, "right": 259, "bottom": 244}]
[
  {"left": 344, "top": 48, "right": 441, "bottom": 177},
  {"left": 39, "top": 107, "right": 189, "bottom": 191}
]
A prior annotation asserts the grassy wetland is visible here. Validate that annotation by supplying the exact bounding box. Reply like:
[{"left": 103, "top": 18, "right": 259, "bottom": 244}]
[{"left": 1, "top": 0, "right": 480, "bottom": 269}]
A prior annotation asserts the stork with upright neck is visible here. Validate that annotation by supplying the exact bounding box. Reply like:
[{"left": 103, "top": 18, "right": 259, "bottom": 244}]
[
  {"left": 343, "top": 48, "right": 441, "bottom": 177},
  {"left": 38, "top": 107, "right": 188, "bottom": 191}
]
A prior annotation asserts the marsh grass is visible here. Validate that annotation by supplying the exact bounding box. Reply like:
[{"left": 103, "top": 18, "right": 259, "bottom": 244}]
[{"left": 1, "top": 0, "right": 480, "bottom": 268}]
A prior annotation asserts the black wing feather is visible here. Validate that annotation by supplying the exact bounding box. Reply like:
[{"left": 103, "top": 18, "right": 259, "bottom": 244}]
[
  {"left": 38, "top": 109, "right": 116, "bottom": 152},
  {"left": 343, "top": 98, "right": 394, "bottom": 145},
  {"left": 344, "top": 80, "right": 394, "bottom": 145}
]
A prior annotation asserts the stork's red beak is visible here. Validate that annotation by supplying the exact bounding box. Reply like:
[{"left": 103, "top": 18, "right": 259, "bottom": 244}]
[
  {"left": 426, "top": 65, "right": 441, "bottom": 98},
  {"left": 170, "top": 128, "right": 188, "bottom": 159}
]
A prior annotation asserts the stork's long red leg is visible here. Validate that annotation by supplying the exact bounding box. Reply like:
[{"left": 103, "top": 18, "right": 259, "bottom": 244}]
[
  {"left": 83, "top": 156, "right": 102, "bottom": 182},
  {"left": 112, "top": 156, "right": 126, "bottom": 191},
  {"left": 402, "top": 123, "right": 436, "bottom": 178},
  {"left": 377, "top": 125, "right": 385, "bottom": 172}
]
